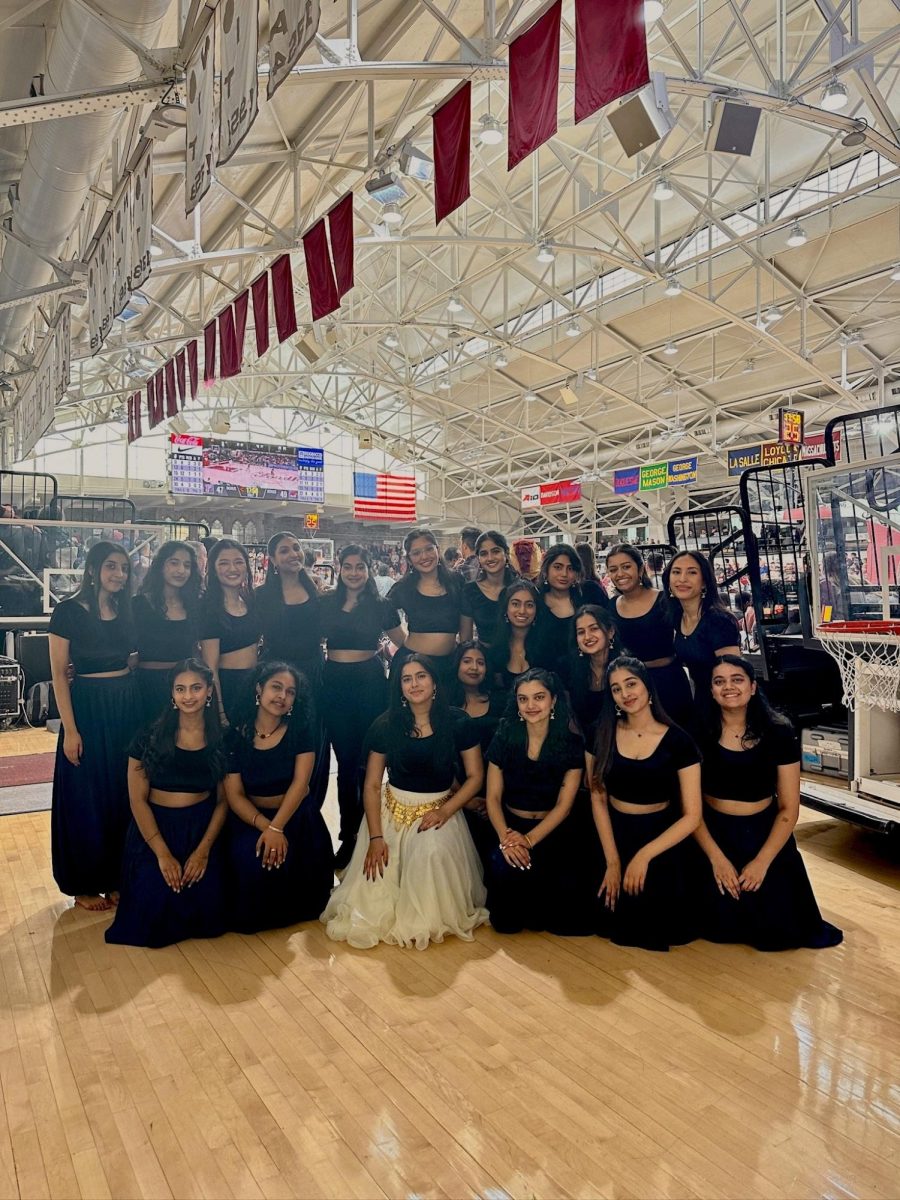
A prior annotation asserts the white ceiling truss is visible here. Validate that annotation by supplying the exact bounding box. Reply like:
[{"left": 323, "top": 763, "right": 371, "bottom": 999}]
[{"left": 1, "top": 0, "right": 900, "bottom": 535}]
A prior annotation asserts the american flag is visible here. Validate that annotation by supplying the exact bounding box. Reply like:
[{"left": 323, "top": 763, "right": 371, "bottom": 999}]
[{"left": 353, "top": 472, "right": 417, "bottom": 522}]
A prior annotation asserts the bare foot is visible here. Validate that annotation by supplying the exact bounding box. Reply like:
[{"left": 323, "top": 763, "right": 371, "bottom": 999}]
[{"left": 74, "top": 895, "right": 112, "bottom": 912}]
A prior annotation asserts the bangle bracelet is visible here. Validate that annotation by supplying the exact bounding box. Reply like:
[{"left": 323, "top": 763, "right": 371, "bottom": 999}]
[
  {"left": 523, "top": 834, "right": 533, "bottom": 849},
  {"left": 268, "top": 824, "right": 284, "bottom": 834},
  {"left": 369, "top": 835, "right": 384, "bottom": 842},
  {"left": 147, "top": 831, "right": 162, "bottom": 844}
]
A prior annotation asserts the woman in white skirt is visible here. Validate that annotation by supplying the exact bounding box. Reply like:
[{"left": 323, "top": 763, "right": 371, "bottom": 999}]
[{"left": 322, "top": 653, "right": 488, "bottom": 949}]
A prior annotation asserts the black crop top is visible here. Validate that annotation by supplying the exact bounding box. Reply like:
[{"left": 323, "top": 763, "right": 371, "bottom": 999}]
[
  {"left": 128, "top": 731, "right": 219, "bottom": 794},
  {"left": 486, "top": 724, "right": 585, "bottom": 812},
  {"left": 388, "top": 581, "right": 460, "bottom": 635},
  {"left": 460, "top": 581, "right": 502, "bottom": 642},
  {"left": 603, "top": 724, "right": 700, "bottom": 807},
  {"left": 611, "top": 592, "right": 676, "bottom": 662},
  {"left": 320, "top": 594, "right": 400, "bottom": 652},
  {"left": 674, "top": 609, "right": 741, "bottom": 688},
  {"left": 257, "top": 591, "right": 322, "bottom": 665},
  {"left": 532, "top": 607, "right": 576, "bottom": 674},
  {"left": 701, "top": 725, "right": 799, "bottom": 803},
  {"left": 227, "top": 724, "right": 315, "bottom": 797},
  {"left": 49, "top": 598, "right": 134, "bottom": 674},
  {"left": 363, "top": 707, "right": 479, "bottom": 791},
  {"left": 199, "top": 599, "right": 262, "bottom": 656},
  {"left": 132, "top": 594, "right": 199, "bottom": 663}
]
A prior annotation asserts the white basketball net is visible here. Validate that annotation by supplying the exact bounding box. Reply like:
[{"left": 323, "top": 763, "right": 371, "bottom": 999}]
[{"left": 817, "top": 625, "right": 900, "bottom": 712}]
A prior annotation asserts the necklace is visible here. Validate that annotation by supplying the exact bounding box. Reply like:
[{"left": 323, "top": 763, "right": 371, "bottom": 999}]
[{"left": 255, "top": 723, "right": 281, "bottom": 740}]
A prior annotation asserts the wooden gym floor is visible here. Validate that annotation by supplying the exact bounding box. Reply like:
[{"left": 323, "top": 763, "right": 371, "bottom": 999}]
[{"left": 0, "top": 730, "right": 898, "bottom": 1198}]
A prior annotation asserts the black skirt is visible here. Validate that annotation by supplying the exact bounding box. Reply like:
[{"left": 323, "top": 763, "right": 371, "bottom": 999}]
[
  {"left": 600, "top": 804, "right": 695, "bottom": 951},
  {"left": 51, "top": 672, "right": 142, "bottom": 897},
  {"left": 485, "top": 804, "right": 596, "bottom": 936},
  {"left": 134, "top": 667, "right": 174, "bottom": 727},
  {"left": 106, "top": 796, "right": 227, "bottom": 948},
  {"left": 696, "top": 805, "right": 843, "bottom": 950},
  {"left": 219, "top": 666, "right": 257, "bottom": 724},
  {"left": 225, "top": 797, "right": 334, "bottom": 933}
]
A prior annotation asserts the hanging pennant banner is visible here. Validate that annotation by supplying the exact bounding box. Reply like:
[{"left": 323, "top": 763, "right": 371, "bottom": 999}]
[
  {"left": 13, "top": 307, "right": 70, "bottom": 459},
  {"left": 130, "top": 144, "right": 153, "bottom": 293},
  {"left": 112, "top": 175, "right": 132, "bottom": 315},
  {"left": 186, "top": 22, "right": 215, "bottom": 213},
  {"left": 218, "top": 0, "right": 259, "bottom": 165},
  {"left": 267, "top": 0, "right": 320, "bottom": 98},
  {"left": 87, "top": 216, "right": 114, "bottom": 354}
]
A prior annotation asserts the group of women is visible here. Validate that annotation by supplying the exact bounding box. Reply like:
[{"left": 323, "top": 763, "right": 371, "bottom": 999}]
[{"left": 48, "top": 526, "right": 842, "bottom": 955}]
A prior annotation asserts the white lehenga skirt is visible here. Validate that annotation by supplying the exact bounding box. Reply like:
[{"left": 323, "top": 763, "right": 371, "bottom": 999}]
[{"left": 321, "top": 784, "right": 489, "bottom": 950}]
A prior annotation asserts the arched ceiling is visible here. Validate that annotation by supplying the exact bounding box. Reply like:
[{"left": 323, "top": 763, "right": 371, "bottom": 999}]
[{"left": 2, "top": 0, "right": 900, "bottom": 532}]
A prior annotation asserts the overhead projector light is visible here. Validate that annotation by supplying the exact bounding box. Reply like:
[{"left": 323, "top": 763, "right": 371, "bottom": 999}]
[
  {"left": 447, "top": 293, "right": 463, "bottom": 313},
  {"left": 536, "top": 242, "right": 555, "bottom": 263},
  {"left": 381, "top": 201, "right": 403, "bottom": 226},
  {"left": 365, "top": 171, "right": 407, "bottom": 204},
  {"left": 398, "top": 141, "right": 433, "bottom": 181},
  {"left": 653, "top": 176, "right": 674, "bottom": 201},
  {"left": 664, "top": 274, "right": 682, "bottom": 296},
  {"left": 786, "top": 222, "right": 807, "bottom": 247},
  {"left": 821, "top": 77, "right": 849, "bottom": 112},
  {"left": 477, "top": 114, "right": 503, "bottom": 146}
]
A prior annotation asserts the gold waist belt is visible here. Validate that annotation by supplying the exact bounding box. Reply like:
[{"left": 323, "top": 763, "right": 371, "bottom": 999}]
[{"left": 383, "top": 784, "right": 451, "bottom": 829}]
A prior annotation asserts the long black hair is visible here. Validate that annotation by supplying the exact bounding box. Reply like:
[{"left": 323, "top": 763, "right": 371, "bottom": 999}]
[
  {"left": 70, "top": 540, "right": 132, "bottom": 617},
  {"left": 390, "top": 528, "right": 460, "bottom": 605},
  {"left": 140, "top": 540, "right": 201, "bottom": 614},
  {"left": 707, "top": 654, "right": 793, "bottom": 747},
  {"left": 606, "top": 543, "right": 653, "bottom": 589},
  {"left": 259, "top": 531, "right": 319, "bottom": 607},
  {"left": 662, "top": 550, "right": 735, "bottom": 623},
  {"left": 569, "top": 604, "right": 618, "bottom": 706},
  {"left": 139, "top": 658, "right": 228, "bottom": 782},
  {"left": 488, "top": 579, "right": 543, "bottom": 679},
  {"left": 450, "top": 639, "right": 491, "bottom": 705},
  {"left": 204, "top": 538, "right": 254, "bottom": 613},
  {"left": 386, "top": 652, "right": 456, "bottom": 778},
  {"left": 493, "top": 668, "right": 580, "bottom": 766},
  {"left": 474, "top": 530, "right": 518, "bottom": 586},
  {"left": 590, "top": 655, "right": 674, "bottom": 786},
  {"left": 331, "top": 543, "right": 380, "bottom": 607},
  {"left": 575, "top": 542, "right": 601, "bottom": 583},
  {"left": 538, "top": 543, "right": 584, "bottom": 599},
  {"left": 229, "top": 659, "right": 315, "bottom": 747}
]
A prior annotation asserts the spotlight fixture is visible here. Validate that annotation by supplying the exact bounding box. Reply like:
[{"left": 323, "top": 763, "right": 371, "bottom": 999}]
[
  {"left": 663, "top": 340, "right": 678, "bottom": 355},
  {"left": 820, "top": 77, "right": 849, "bottom": 112},
  {"left": 786, "top": 222, "right": 807, "bottom": 247},
  {"left": 365, "top": 171, "right": 407, "bottom": 204},
  {"left": 447, "top": 293, "right": 463, "bottom": 313},
  {"left": 398, "top": 141, "right": 433, "bottom": 181},
  {"left": 384, "top": 331, "right": 400, "bottom": 349},
  {"left": 495, "top": 349, "right": 509, "bottom": 368},
  {"left": 842, "top": 120, "right": 867, "bottom": 148},
  {"left": 764, "top": 304, "right": 783, "bottom": 323},
  {"left": 536, "top": 242, "right": 555, "bottom": 264},
  {"left": 653, "top": 176, "right": 674, "bottom": 201},
  {"left": 477, "top": 114, "right": 503, "bottom": 146},
  {"left": 381, "top": 201, "right": 403, "bottom": 226},
  {"left": 644, "top": 0, "right": 664, "bottom": 22},
  {"left": 664, "top": 274, "right": 682, "bottom": 297},
  {"left": 565, "top": 318, "right": 581, "bottom": 338}
]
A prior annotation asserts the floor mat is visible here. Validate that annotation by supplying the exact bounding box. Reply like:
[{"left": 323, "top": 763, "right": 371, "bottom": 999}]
[
  {"left": 0, "top": 753, "right": 55, "bottom": 787},
  {"left": 0, "top": 782, "right": 51, "bottom": 815}
]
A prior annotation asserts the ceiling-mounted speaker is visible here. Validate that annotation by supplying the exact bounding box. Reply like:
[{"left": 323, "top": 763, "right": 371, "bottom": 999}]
[
  {"left": 607, "top": 74, "right": 675, "bottom": 158},
  {"left": 357, "top": 431, "right": 373, "bottom": 450},
  {"left": 705, "top": 101, "right": 761, "bottom": 156}
]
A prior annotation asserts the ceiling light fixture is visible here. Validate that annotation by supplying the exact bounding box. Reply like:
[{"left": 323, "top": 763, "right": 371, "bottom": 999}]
[
  {"left": 447, "top": 293, "right": 463, "bottom": 313},
  {"left": 842, "top": 120, "right": 868, "bottom": 147},
  {"left": 437, "top": 376, "right": 451, "bottom": 391},
  {"left": 821, "top": 77, "right": 849, "bottom": 112},
  {"left": 644, "top": 0, "right": 664, "bottom": 22},
  {"left": 891, "top": 265, "right": 900, "bottom": 282},
  {"left": 764, "top": 304, "right": 783, "bottom": 323},
  {"left": 653, "top": 176, "right": 674, "bottom": 201},
  {"left": 477, "top": 114, "right": 503, "bottom": 146},
  {"left": 384, "top": 332, "right": 400, "bottom": 349},
  {"left": 565, "top": 319, "right": 580, "bottom": 338},
  {"left": 523, "top": 390, "right": 538, "bottom": 403},
  {"left": 664, "top": 274, "right": 682, "bottom": 297},
  {"left": 381, "top": 201, "right": 403, "bottom": 226},
  {"left": 537, "top": 242, "right": 555, "bottom": 263},
  {"left": 495, "top": 350, "right": 509, "bottom": 368},
  {"left": 786, "top": 222, "right": 807, "bottom": 247},
  {"left": 743, "top": 359, "right": 755, "bottom": 374},
  {"left": 150, "top": 244, "right": 164, "bottom": 258},
  {"left": 663, "top": 340, "right": 678, "bottom": 355}
]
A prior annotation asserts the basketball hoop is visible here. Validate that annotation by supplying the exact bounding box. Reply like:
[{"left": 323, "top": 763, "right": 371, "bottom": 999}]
[{"left": 817, "top": 620, "right": 900, "bottom": 712}]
